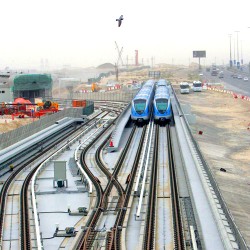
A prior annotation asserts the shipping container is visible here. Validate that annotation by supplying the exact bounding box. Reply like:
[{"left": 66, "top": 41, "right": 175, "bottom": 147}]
[{"left": 72, "top": 100, "right": 87, "bottom": 107}]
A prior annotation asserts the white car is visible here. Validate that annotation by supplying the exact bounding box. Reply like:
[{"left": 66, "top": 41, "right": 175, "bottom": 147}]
[
  {"left": 243, "top": 77, "right": 248, "bottom": 81},
  {"left": 237, "top": 75, "right": 242, "bottom": 79}
]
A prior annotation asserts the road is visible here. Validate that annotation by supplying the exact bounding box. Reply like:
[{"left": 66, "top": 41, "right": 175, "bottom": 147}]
[{"left": 202, "top": 67, "right": 250, "bottom": 96}]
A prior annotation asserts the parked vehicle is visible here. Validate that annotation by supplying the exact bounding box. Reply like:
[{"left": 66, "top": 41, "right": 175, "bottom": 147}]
[
  {"left": 193, "top": 81, "right": 202, "bottom": 92},
  {"left": 180, "top": 82, "right": 190, "bottom": 94},
  {"left": 218, "top": 71, "right": 224, "bottom": 78}
]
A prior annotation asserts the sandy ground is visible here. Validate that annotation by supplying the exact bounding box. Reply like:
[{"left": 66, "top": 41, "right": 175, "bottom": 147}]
[
  {"left": 175, "top": 87, "right": 250, "bottom": 247},
  {"left": 0, "top": 115, "right": 38, "bottom": 134}
]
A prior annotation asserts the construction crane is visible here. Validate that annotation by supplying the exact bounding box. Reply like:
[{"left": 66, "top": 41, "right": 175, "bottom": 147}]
[{"left": 115, "top": 41, "right": 123, "bottom": 82}]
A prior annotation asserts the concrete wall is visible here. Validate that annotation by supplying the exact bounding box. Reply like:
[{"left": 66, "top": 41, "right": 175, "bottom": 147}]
[
  {"left": 72, "top": 90, "right": 137, "bottom": 102},
  {"left": 0, "top": 104, "right": 93, "bottom": 150}
]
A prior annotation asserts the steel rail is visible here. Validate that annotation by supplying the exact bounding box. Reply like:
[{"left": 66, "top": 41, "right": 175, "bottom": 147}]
[
  {"left": 134, "top": 123, "right": 151, "bottom": 194},
  {"left": 136, "top": 121, "right": 154, "bottom": 217},
  {"left": 143, "top": 124, "right": 159, "bottom": 250},
  {"left": 0, "top": 111, "right": 106, "bottom": 250},
  {"left": 0, "top": 123, "right": 84, "bottom": 250},
  {"left": 31, "top": 111, "right": 113, "bottom": 250},
  {"left": 74, "top": 117, "right": 120, "bottom": 249},
  {"left": 167, "top": 124, "right": 185, "bottom": 249},
  {"left": 20, "top": 165, "right": 39, "bottom": 250},
  {"left": 78, "top": 126, "right": 136, "bottom": 250},
  {"left": 78, "top": 134, "right": 111, "bottom": 250},
  {"left": 106, "top": 125, "right": 147, "bottom": 250},
  {"left": 4, "top": 123, "right": 87, "bottom": 250},
  {"left": 20, "top": 114, "right": 107, "bottom": 250}
]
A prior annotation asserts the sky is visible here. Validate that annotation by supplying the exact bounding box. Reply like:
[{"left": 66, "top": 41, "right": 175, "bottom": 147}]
[{"left": 1, "top": 0, "right": 250, "bottom": 70}]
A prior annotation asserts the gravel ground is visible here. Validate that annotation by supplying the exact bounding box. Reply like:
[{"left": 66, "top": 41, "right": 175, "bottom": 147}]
[{"left": 175, "top": 87, "right": 250, "bottom": 247}]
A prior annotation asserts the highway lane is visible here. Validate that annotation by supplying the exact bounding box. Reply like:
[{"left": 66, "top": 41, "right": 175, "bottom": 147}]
[{"left": 201, "top": 68, "right": 250, "bottom": 96}]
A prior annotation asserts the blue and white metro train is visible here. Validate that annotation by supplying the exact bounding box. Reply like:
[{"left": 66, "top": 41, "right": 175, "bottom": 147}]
[
  {"left": 131, "top": 80, "right": 155, "bottom": 124},
  {"left": 156, "top": 79, "right": 168, "bottom": 87},
  {"left": 153, "top": 84, "right": 172, "bottom": 123}
]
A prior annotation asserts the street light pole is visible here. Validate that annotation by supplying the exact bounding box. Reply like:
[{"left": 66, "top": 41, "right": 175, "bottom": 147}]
[
  {"left": 228, "top": 34, "right": 232, "bottom": 68},
  {"left": 233, "top": 37, "right": 236, "bottom": 66},
  {"left": 241, "top": 40, "right": 243, "bottom": 65},
  {"left": 235, "top": 31, "right": 240, "bottom": 68}
]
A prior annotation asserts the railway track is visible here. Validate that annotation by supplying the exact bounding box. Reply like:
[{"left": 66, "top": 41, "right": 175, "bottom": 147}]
[
  {"left": 0, "top": 111, "right": 110, "bottom": 249},
  {"left": 106, "top": 125, "right": 147, "bottom": 250},
  {"left": 166, "top": 123, "right": 185, "bottom": 249},
  {"left": 75, "top": 125, "right": 137, "bottom": 249},
  {"left": 20, "top": 163, "right": 39, "bottom": 250},
  {"left": 73, "top": 119, "right": 116, "bottom": 249},
  {"left": 143, "top": 124, "right": 159, "bottom": 250},
  {"left": 140, "top": 123, "right": 184, "bottom": 250},
  {"left": 0, "top": 125, "right": 81, "bottom": 249}
]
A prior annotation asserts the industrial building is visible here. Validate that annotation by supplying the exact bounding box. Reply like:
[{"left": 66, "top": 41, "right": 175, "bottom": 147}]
[
  {"left": 0, "top": 73, "right": 13, "bottom": 102},
  {"left": 0, "top": 73, "right": 53, "bottom": 103}
]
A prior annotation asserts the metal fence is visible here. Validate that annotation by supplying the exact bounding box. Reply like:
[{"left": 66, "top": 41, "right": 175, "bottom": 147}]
[{"left": 0, "top": 102, "right": 93, "bottom": 150}]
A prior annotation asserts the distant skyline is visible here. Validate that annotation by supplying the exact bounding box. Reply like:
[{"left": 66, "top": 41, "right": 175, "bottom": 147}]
[{"left": 1, "top": 0, "right": 250, "bottom": 70}]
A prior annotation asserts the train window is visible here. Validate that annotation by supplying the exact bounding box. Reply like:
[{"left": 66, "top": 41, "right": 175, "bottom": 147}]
[
  {"left": 156, "top": 99, "right": 168, "bottom": 111},
  {"left": 134, "top": 99, "right": 146, "bottom": 112}
]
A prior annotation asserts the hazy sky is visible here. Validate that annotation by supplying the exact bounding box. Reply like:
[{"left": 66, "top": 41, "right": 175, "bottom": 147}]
[{"left": 1, "top": 0, "right": 250, "bottom": 69}]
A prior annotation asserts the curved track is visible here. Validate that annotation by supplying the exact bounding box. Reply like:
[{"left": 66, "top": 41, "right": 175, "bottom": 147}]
[
  {"left": 0, "top": 111, "right": 107, "bottom": 249},
  {"left": 106, "top": 125, "right": 147, "bottom": 250},
  {"left": 76, "top": 125, "right": 137, "bottom": 249},
  {"left": 73, "top": 119, "right": 118, "bottom": 249},
  {"left": 0, "top": 125, "right": 80, "bottom": 249}
]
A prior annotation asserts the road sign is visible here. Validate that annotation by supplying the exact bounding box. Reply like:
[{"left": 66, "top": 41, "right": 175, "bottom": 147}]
[
  {"left": 193, "top": 51, "right": 206, "bottom": 58},
  {"left": 148, "top": 71, "right": 161, "bottom": 78}
]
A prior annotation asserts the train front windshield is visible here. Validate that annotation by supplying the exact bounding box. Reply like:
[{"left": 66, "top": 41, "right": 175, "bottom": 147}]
[
  {"left": 156, "top": 99, "right": 168, "bottom": 113},
  {"left": 134, "top": 99, "right": 146, "bottom": 114}
]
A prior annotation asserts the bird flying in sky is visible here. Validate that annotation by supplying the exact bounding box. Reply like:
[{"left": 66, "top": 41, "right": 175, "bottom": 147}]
[{"left": 116, "top": 15, "right": 123, "bottom": 27}]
